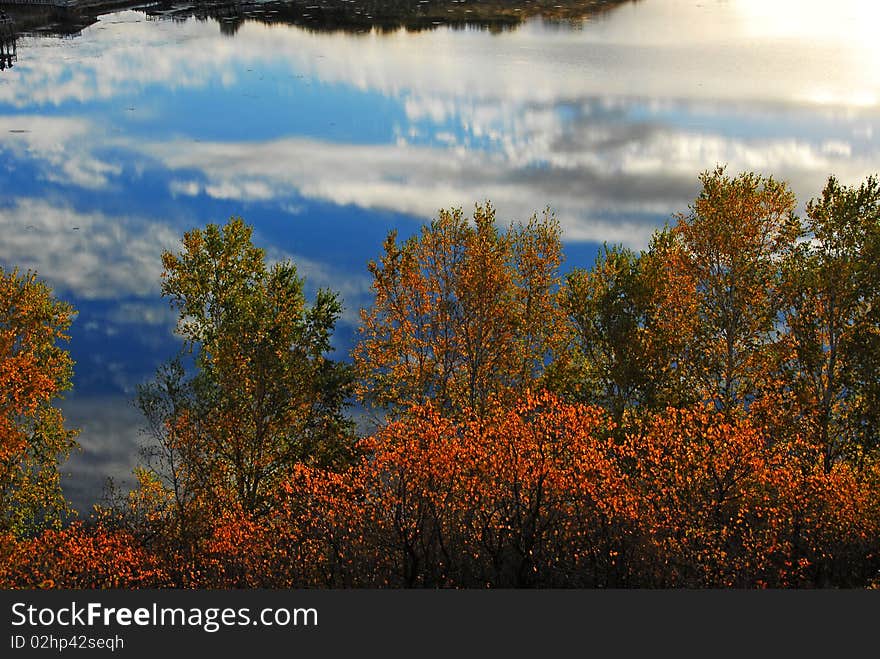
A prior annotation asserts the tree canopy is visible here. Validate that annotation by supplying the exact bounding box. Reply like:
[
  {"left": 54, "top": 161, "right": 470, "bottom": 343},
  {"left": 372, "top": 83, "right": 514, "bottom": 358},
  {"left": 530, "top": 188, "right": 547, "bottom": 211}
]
[
  {"left": 139, "top": 218, "right": 354, "bottom": 525},
  {"left": 0, "top": 268, "right": 77, "bottom": 536},
  {"left": 355, "top": 202, "right": 565, "bottom": 419}
]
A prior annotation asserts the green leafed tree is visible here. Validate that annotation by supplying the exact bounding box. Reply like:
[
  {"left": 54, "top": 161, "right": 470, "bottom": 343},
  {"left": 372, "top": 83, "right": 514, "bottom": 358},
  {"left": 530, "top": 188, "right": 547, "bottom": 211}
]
[
  {"left": 778, "top": 175, "right": 880, "bottom": 470},
  {"left": 556, "top": 244, "right": 659, "bottom": 426},
  {"left": 138, "top": 217, "right": 354, "bottom": 518}
]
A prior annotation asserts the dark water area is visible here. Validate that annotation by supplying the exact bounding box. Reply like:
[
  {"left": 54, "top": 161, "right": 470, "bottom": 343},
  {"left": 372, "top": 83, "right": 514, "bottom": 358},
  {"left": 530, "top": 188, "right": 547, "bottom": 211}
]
[{"left": 0, "top": 0, "right": 878, "bottom": 513}]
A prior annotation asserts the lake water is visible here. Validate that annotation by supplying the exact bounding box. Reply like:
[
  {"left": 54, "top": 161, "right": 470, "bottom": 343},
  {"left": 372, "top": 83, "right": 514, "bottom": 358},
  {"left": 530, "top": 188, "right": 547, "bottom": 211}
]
[{"left": 1, "top": 0, "right": 878, "bottom": 512}]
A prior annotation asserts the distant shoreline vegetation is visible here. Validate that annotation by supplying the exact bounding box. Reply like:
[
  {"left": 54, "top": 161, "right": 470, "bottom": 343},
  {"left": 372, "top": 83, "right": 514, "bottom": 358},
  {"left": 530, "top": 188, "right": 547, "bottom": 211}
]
[
  {"left": 3, "top": 166, "right": 880, "bottom": 588},
  {"left": 2, "top": 0, "right": 637, "bottom": 41}
]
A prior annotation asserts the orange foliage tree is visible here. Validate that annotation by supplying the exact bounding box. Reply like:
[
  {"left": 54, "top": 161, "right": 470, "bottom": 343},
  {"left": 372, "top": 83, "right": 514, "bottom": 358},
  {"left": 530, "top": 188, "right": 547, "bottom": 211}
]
[
  {"left": 654, "top": 168, "right": 799, "bottom": 412},
  {"left": 167, "top": 179, "right": 880, "bottom": 589},
  {"left": 0, "top": 523, "right": 169, "bottom": 588},
  {"left": 355, "top": 203, "right": 565, "bottom": 419},
  {"left": 193, "top": 394, "right": 880, "bottom": 588},
  {"left": 0, "top": 268, "right": 78, "bottom": 536},
  {"left": 201, "top": 394, "right": 636, "bottom": 587}
]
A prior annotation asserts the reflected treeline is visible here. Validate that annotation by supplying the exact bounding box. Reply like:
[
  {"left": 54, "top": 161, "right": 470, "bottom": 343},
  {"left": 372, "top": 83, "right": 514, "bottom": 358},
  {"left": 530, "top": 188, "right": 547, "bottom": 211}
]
[
  {"left": 148, "top": 0, "right": 637, "bottom": 35},
  {"left": 5, "top": 0, "right": 638, "bottom": 45},
  {"left": 0, "top": 0, "right": 639, "bottom": 71},
  {"left": 0, "top": 5, "right": 94, "bottom": 40}
]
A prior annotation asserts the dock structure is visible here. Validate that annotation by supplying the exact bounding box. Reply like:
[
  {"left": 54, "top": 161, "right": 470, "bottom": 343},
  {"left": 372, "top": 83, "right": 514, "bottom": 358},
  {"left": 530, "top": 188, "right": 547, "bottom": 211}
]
[
  {"left": 0, "top": 11, "right": 14, "bottom": 70},
  {"left": 0, "top": 42, "right": 14, "bottom": 70}
]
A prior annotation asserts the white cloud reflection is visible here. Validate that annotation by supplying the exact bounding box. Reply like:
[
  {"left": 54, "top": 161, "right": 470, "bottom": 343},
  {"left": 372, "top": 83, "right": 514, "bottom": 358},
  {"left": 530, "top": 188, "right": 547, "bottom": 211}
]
[
  {"left": 0, "top": 198, "right": 180, "bottom": 299},
  {"left": 5, "top": 1, "right": 879, "bottom": 108},
  {"left": 0, "top": 115, "right": 120, "bottom": 188},
  {"left": 146, "top": 124, "right": 877, "bottom": 249},
  {"left": 2, "top": 4, "right": 877, "bottom": 250},
  {"left": 61, "top": 396, "right": 146, "bottom": 514}
]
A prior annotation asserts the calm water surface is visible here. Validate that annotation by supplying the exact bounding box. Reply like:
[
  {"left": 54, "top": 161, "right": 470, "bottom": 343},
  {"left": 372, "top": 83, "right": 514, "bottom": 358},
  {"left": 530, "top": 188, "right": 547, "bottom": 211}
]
[{"left": 1, "top": 0, "right": 878, "bottom": 510}]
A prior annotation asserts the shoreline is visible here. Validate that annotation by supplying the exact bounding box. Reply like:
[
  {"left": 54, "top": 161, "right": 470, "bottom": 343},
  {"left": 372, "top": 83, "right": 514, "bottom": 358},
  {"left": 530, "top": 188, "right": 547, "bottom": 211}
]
[{"left": 0, "top": 0, "right": 635, "bottom": 39}]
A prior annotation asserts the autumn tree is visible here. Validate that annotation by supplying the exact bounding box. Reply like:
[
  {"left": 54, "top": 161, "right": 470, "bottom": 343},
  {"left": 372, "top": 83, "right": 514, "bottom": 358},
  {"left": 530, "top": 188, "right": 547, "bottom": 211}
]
[
  {"left": 0, "top": 268, "right": 78, "bottom": 536},
  {"left": 777, "top": 175, "right": 880, "bottom": 470},
  {"left": 556, "top": 244, "right": 660, "bottom": 426},
  {"left": 654, "top": 168, "right": 799, "bottom": 412},
  {"left": 139, "top": 218, "right": 354, "bottom": 520},
  {"left": 848, "top": 176, "right": 880, "bottom": 454},
  {"left": 257, "top": 394, "right": 632, "bottom": 588},
  {"left": 355, "top": 202, "right": 565, "bottom": 419}
]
